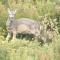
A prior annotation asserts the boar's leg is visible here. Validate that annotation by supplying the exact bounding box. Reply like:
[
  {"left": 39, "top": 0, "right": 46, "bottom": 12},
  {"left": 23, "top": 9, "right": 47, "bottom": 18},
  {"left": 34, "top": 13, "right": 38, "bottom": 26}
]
[
  {"left": 12, "top": 31, "right": 16, "bottom": 40},
  {"left": 6, "top": 32, "right": 11, "bottom": 41}
]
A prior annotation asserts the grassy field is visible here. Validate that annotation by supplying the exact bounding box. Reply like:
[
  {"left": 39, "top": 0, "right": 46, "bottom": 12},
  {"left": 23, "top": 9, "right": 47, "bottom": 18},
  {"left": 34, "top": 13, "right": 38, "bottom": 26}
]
[
  {"left": 0, "top": 0, "right": 60, "bottom": 60},
  {"left": 0, "top": 34, "right": 59, "bottom": 60}
]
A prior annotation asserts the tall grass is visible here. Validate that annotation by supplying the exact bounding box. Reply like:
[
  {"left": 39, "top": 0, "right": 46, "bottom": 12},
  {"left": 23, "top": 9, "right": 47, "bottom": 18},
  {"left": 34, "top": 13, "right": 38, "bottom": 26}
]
[
  {"left": 0, "top": 35, "right": 59, "bottom": 60},
  {"left": 0, "top": 39, "right": 53, "bottom": 60}
]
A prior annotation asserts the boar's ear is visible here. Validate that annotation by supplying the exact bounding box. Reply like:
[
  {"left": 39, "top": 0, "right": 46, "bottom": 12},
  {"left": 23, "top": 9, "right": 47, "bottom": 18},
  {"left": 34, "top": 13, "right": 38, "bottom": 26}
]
[
  {"left": 14, "top": 9, "right": 18, "bottom": 14},
  {"left": 8, "top": 8, "right": 11, "bottom": 14},
  {"left": 15, "top": 10, "right": 17, "bottom": 13}
]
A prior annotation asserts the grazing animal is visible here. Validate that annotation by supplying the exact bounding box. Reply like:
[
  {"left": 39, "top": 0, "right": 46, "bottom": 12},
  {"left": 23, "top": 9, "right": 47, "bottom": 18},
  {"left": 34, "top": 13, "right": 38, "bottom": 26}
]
[
  {"left": 6, "top": 9, "right": 41, "bottom": 41},
  {"left": 6, "top": 8, "right": 53, "bottom": 44}
]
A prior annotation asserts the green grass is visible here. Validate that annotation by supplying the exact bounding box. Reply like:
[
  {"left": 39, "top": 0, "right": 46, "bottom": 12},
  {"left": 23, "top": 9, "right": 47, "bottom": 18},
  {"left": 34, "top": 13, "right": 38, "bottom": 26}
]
[
  {"left": 0, "top": 0, "right": 60, "bottom": 60},
  {"left": 0, "top": 35, "right": 59, "bottom": 60}
]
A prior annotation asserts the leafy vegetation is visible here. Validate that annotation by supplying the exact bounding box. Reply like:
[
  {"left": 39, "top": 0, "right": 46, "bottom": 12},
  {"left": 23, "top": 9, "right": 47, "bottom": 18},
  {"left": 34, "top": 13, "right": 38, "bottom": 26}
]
[{"left": 0, "top": 0, "right": 60, "bottom": 60}]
